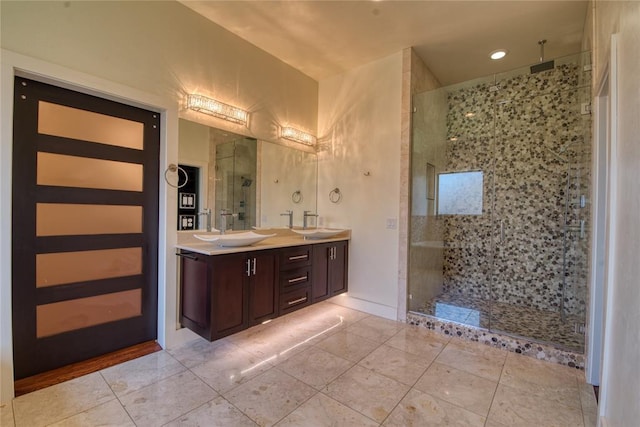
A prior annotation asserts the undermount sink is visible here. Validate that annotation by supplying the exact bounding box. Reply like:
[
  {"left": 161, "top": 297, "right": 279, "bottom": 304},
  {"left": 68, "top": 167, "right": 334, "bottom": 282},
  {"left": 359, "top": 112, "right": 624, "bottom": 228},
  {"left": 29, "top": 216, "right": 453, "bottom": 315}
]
[
  {"left": 291, "top": 228, "right": 345, "bottom": 239},
  {"left": 194, "top": 231, "right": 276, "bottom": 247}
]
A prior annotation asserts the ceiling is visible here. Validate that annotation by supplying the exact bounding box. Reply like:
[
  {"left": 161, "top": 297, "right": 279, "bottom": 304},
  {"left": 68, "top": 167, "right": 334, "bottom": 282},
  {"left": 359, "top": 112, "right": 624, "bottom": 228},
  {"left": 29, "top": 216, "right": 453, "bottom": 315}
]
[{"left": 180, "top": 0, "right": 588, "bottom": 86}]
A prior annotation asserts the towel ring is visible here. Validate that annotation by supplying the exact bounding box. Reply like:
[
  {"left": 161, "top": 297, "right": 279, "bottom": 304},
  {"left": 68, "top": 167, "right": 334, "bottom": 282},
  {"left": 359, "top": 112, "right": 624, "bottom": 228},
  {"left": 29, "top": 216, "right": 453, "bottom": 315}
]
[
  {"left": 329, "top": 187, "right": 342, "bottom": 204},
  {"left": 164, "top": 164, "right": 188, "bottom": 189},
  {"left": 292, "top": 190, "right": 303, "bottom": 204}
]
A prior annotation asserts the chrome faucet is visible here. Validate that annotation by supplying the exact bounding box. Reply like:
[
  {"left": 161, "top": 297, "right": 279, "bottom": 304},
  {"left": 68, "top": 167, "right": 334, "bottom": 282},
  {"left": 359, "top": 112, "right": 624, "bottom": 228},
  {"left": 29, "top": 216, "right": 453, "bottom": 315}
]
[
  {"left": 303, "top": 211, "right": 318, "bottom": 229},
  {"left": 198, "top": 208, "right": 212, "bottom": 232},
  {"left": 280, "top": 210, "right": 293, "bottom": 228},
  {"left": 219, "top": 209, "right": 233, "bottom": 234}
]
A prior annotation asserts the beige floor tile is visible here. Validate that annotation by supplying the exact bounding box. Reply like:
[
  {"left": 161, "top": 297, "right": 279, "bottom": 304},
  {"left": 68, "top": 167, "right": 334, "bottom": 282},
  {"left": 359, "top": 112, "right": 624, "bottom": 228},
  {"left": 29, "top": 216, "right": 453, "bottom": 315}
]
[
  {"left": 311, "top": 301, "right": 371, "bottom": 326},
  {"left": 278, "top": 346, "right": 353, "bottom": 389},
  {"left": 385, "top": 326, "right": 449, "bottom": 359},
  {"left": 583, "top": 410, "right": 598, "bottom": 427},
  {"left": 579, "top": 382, "right": 598, "bottom": 427},
  {"left": 224, "top": 367, "right": 316, "bottom": 427},
  {"left": 164, "top": 396, "right": 257, "bottom": 427},
  {"left": 345, "top": 315, "right": 406, "bottom": 344},
  {"left": 1, "top": 402, "right": 14, "bottom": 427},
  {"left": 167, "top": 337, "right": 236, "bottom": 368},
  {"left": 228, "top": 322, "right": 315, "bottom": 362},
  {"left": 488, "top": 383, "right": 583, "bottom": 427},
  {"left": 578, "top": 381, "right": 598, "bottom": 411},
  {"left": 358, "top": 344, "right": 430, "bottom": 386},
  {"left": 435, "top": 343, "right": 505, "bottom": 381},
  {"left": 324, "top": 365, "right": 410, "bottom": 423},
  {"left": 414, "top": 362, "right": 497, "bottom": 417},
  {"left": 190, "top": 345, "right": 275, "bottom": 394},
  {"left": 276, "top": 392, "right": 378, "bottom": 426},
  {"left": 484, "top": 419, "right": 509, "bottom": 427},
  {"left": 502, "top": 352, "right": 578, "bottom": 387},
  {"left": 445, "top": 338, "right": 508, "bottom": 360},
  {"left": 315, "top": 329, "right": 381, "bottom": 363},
  {"left": 119, "top": 371, "right": 216, "bottom": 427},
  {"left": 500, "top": 352, "right": 580, "bottom": 408},
  {"left": 48, "top": 399, "right": 134, "bottom": 427},
  {"left": 383, "top": 388, "right": 485, "bottom": 427},
  {"left": 100, "top": 351, "right": 186, "bottom": 397},
  {"left": 12, "top": 372, "right": 114, "bottom": 427}
]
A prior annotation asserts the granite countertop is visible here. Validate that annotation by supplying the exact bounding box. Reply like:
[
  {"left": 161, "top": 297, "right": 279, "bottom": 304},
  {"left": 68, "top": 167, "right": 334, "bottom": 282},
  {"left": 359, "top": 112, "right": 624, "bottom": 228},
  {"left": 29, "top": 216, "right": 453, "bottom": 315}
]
[{"left": 175, "top": 228, "right": 351, "bottom": 256}]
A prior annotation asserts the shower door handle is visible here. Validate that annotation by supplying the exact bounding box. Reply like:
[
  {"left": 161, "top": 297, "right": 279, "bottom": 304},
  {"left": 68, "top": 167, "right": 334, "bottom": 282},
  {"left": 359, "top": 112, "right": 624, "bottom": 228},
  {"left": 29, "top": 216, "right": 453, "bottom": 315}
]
[{"left": 500, "top": 220, "right": 505, "bottom": 242}]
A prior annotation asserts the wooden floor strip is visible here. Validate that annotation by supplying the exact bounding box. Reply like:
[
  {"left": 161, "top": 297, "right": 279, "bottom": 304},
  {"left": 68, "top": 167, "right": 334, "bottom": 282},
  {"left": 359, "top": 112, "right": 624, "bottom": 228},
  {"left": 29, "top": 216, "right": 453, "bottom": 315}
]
[{"left": 14, "top": 340, "right": 162, "bottom": 397}]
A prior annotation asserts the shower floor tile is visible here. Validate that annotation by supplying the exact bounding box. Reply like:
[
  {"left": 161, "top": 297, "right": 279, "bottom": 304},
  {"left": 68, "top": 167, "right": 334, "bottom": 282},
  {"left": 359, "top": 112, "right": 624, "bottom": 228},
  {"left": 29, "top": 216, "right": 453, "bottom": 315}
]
[{"left": 417, "top": 293, "right": 585, "bottom": 352}]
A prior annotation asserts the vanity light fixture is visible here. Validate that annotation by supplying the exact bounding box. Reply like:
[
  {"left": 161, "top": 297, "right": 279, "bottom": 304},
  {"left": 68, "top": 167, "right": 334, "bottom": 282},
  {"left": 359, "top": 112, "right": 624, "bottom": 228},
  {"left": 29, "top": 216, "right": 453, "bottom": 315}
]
[
  {"left": 187, "top": 94, "right": 248, "bottom": 125},
  {"left": 490, "top": 49, "right": 508, "bottom": 60},
  {"left": 280, "top": 126, "right": 316, "bottom": 146}
]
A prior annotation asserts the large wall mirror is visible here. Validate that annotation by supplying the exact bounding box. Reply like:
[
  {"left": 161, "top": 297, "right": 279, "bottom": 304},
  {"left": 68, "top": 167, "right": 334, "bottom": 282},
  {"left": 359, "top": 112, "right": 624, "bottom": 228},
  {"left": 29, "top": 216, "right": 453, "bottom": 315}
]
[{"left": 178, "top": 119, "right": 318, "bottom": 231}]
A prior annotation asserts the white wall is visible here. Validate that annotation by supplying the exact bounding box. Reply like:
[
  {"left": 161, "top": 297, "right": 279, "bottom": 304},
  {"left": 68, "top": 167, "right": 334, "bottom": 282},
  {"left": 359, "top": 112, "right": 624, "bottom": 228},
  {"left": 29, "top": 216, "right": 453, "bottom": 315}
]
[
  {"left": 317, "top": 52, "right": 403, "bottom": 319},
  {"left": 0, "top": 0, "right": 318, "bottom": 404},
  {"left": 592, "top": 1, "right": 640, "bottom": 425}
]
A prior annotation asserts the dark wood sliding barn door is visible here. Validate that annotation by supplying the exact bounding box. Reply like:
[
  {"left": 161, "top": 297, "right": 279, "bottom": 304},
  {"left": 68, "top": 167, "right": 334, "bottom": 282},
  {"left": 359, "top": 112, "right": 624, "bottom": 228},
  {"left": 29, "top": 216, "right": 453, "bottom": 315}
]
[{"left": 12, "top": 77, "right": 160, "bottom": 379}]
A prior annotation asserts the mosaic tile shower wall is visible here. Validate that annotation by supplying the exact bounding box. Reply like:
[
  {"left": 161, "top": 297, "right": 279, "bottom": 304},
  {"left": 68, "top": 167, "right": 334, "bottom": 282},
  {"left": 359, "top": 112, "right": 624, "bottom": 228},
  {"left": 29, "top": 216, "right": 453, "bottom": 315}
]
[{"left": 442, "top": 58, "right": 591, "bottom": 317}]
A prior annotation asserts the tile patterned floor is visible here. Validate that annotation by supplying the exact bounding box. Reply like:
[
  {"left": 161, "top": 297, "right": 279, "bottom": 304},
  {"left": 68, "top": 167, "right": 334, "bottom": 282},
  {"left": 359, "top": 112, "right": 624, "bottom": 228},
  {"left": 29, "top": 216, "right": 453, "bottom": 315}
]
[{"left": 3, "top": 301, "right": 598, "bottom": 426}]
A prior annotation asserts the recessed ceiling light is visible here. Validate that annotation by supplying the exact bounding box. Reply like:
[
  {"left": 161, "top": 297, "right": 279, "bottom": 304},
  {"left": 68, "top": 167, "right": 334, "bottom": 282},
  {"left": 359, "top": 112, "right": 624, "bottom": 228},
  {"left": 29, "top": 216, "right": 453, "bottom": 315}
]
[{"left": 490, "top": 49, "right": 508, "bottom": 60}]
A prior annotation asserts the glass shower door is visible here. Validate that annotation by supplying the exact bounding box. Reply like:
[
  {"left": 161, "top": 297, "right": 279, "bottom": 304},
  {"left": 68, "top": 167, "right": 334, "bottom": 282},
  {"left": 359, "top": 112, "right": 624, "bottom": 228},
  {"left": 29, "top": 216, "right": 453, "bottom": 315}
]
[{"left": 490, "top": 52, "right": 591, "bottom": 351}]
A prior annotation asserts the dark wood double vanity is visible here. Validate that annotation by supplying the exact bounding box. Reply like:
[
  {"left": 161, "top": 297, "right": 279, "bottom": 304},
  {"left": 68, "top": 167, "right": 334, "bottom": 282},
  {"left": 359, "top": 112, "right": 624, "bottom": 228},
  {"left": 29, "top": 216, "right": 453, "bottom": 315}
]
[{"left": 177, "top": 234, "right": 349, "bottom": 341}]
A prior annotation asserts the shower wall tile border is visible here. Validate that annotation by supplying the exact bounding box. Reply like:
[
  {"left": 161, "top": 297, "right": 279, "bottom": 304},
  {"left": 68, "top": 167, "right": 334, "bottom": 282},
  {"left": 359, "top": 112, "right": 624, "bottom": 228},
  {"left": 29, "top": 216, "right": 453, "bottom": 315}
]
[{"left": 406, "top": 312, "right": 585, "bottom": 370}]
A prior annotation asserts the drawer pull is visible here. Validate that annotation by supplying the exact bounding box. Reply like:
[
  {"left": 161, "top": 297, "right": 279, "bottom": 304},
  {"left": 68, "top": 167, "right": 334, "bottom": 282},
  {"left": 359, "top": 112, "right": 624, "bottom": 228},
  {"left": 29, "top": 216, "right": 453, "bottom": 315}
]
[
  {"left": 287, "top": 296, "right": 307, "bottom": 306},
  {"left": 288, "top": 275, "right": 308, "bottom": 284},
  {"left": 288, "top": 254, "right": 308, "bottom": 261}
]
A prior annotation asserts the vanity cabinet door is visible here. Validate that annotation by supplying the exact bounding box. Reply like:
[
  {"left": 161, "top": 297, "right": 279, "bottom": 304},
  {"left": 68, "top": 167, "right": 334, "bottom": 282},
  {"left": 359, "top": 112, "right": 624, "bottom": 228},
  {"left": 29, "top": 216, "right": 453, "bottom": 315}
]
[
  {"left": 329, "top": 241, "right": 348, "bottom": 296},
  {"left": 312, "top": 244, "right": 330, "bottom": 302},
  {"left": 210, "top": 253, "right": 248, "bottom": 339},
  {"left": 248, "top": 251, "right": 278, "bottom": 326},
  {"left": 180, "top": 253, "right": 210, "bottom": 334},
  {"left": 312, "top": 241, "right": 349, "bottom": 302}
]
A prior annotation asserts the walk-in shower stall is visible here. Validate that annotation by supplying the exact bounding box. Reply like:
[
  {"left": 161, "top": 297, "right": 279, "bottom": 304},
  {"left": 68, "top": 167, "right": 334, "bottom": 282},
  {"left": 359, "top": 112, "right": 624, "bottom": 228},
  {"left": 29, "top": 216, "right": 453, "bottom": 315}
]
[{"left": 409, "top": 52, "right": 591, "bottom": 353}]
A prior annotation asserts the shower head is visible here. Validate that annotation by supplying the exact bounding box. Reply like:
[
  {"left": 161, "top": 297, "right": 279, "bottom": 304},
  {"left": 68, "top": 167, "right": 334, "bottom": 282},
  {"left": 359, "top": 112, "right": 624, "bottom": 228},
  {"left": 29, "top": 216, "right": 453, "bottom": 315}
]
[
  {"left": 530, "top": 39, "right": 555, "bottom": 74},
  {"left": 241, "top": 177, "right": 253, "bottom": 187}
]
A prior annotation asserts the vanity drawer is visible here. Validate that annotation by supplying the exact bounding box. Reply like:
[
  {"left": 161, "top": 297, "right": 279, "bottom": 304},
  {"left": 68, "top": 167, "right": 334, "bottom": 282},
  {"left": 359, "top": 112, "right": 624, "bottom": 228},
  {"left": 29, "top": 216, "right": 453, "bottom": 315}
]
[
  {"left": 279, "top": 286, "right": 311, "bottom": 315},
  {"left": 280, "top": 266, "right": 311, "bottom": 292},
  {"left": 279, "top": 245, "right": 312, "bottom": 269}
]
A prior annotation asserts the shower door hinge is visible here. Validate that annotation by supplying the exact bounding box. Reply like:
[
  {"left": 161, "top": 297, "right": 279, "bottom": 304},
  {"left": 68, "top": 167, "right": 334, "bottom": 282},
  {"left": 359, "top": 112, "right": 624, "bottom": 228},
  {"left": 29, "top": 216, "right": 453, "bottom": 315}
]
[
  {"left": 581, "top": 103, "right": 592, "bottom": 115},
  {"left": 574, "top": 323, "right": 586, "bottom": 334},
  {"left": 583, "top": 64, "right": 592, "bottom": 72}
]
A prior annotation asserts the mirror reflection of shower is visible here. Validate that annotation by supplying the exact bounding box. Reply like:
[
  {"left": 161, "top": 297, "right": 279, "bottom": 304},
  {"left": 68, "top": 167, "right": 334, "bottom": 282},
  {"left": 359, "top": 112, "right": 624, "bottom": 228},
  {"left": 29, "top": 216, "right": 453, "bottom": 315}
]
[
  {"left": 237, "top": 176, "right": 253, "bottom": 229},
  {"left": 214, "top": 138, "right": 257, "bottom": 231}
]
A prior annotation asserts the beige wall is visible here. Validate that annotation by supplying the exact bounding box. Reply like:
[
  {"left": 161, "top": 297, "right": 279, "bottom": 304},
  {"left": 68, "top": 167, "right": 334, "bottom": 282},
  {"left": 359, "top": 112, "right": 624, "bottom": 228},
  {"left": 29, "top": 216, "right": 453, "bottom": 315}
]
[
  {"left": 317, "top": 52, "right": 403, "bottom": 317},
  {"left": 592, "top": 0, "right": 640, "bottom": 425}
]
